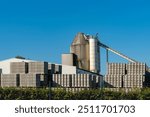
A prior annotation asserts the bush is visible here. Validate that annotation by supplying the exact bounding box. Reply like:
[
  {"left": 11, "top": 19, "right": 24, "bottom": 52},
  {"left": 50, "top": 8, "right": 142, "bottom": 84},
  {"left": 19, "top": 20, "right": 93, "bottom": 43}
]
[{"left": 0, "top": 88, "right": 150, "bottom": 100}]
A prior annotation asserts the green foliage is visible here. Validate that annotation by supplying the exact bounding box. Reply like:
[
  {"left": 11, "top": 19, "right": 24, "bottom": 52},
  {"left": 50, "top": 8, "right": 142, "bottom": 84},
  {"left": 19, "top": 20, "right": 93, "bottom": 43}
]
[{"left": 0, "top": 88, "right": 150, "bottom": 100}]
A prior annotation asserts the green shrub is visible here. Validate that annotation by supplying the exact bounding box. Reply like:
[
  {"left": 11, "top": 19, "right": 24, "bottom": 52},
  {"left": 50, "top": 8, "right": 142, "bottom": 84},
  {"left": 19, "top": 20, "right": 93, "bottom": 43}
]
[{"left": 0, "top": 88, "right": 150, "bottom": 100}]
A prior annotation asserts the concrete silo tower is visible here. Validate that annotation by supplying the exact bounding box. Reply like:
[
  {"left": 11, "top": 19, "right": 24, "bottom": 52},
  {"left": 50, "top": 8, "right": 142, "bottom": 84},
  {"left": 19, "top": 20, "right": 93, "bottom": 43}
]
[
  {"left": 70, "top": 32, "right": 100, "bottom": 74},
  {"left": 70, "top": 32, "right": 90, "bottom": 71},
  {"left": 89, "top": 36, "right": 100, "bottom": 73}
]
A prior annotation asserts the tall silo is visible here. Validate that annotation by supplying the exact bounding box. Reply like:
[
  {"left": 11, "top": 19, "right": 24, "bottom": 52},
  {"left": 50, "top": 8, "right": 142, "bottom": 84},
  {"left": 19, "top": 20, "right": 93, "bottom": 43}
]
[
  {"left": 70, "top": 32, "right": 90, "bottom": 70},
  {"left": 89, "top": 36, "right": 100, "bottom": 73}
]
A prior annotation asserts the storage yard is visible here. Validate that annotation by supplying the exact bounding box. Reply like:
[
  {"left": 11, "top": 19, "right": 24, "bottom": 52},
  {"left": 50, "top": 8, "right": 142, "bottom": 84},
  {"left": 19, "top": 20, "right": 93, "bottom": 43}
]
[{"left": 0, "top": 32, "right": 150, "bottom": 91}]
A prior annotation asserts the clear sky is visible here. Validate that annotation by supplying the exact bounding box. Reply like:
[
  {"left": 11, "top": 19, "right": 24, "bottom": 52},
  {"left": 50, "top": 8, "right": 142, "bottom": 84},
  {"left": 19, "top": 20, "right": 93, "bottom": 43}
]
[{"left": 0, "top": 0, "right": 150, "bottom": 74}]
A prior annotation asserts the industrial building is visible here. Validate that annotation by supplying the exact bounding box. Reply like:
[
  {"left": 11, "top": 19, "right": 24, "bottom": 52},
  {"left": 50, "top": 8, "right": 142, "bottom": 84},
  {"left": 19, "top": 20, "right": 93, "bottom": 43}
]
[
  {"left": 70, "top": 32, "right": 100, "bottom": 73},
  {"left": 0, "top": 32, "right": 150, "bottom": 90},
  {"left": 0, "top": 57, "right": 103, "bottom": 89}
]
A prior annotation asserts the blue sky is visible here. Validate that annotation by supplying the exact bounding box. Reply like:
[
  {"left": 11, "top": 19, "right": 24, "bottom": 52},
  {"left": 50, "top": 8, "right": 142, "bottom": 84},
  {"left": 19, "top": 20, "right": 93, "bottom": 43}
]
[{"left": 0, "top": 0, "right": 150, "bottom": 73}]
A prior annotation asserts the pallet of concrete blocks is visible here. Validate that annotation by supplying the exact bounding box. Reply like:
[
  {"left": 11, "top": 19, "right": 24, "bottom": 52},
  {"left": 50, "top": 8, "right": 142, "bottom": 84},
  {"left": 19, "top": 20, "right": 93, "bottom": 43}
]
[
  {"left": 78, "top": 74, "right": 93, "bottom": 88},
  {"left": 77, "top": 74, "right": 82, "bottom": 87},
  {"left": 62, "top": 74, "right": 72, "bottom": 87},
  {"left": 83, "top": 74, "right": 92, "bottom": 88},
  {"left": 127, "top": 63, "right": 148, "bottom": 75},
  {"left": 1, "top": 74, "right": 19, "bottom": 87},
  {"left": 20, "top": 74, "right": 41, "bottom": 87},
  {"left": 10, "top": 62, "right": 28, "bottom": 74},
  {"left": 72, "top": 74, "right": 78, "bottom": 88},
  {"left": 29, "top": 62, "right": 48, "bottom": 74},
  {"left": 52, "top": 74, "right": 71, "bottom": 87},
  {"left": 123, "top": 75, "right": 145, "bottom": 88},
  {"left": 76, "top": 74, "right": 82, "bottom": 87},
  {"left": 71, "top": 74, "right": 75, "bottom": 88},
  {"left": 71, "top": 74, "right": 93, "bottom": 88},
  {"left": 104, "top": 75, "right": 123, "bottom": 88},
  {"left": 107, "top": 63, "right": 126, "bottom": 75}
]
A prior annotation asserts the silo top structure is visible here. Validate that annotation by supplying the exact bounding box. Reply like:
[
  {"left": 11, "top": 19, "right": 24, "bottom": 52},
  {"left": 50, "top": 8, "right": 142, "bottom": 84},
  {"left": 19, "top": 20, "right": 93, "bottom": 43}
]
[
  {"left": 70, "top": 32, "right": 89, "bottom": 71},
  {"left": 70, "top": 32, "right": 100, "bottom": 74}
]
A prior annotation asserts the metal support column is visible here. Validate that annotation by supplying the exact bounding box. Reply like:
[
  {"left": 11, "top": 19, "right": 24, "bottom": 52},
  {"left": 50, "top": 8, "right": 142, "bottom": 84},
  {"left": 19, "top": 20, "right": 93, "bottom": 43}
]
[{"left": 106, "top": 49, "right": 109, "bottom": 63}]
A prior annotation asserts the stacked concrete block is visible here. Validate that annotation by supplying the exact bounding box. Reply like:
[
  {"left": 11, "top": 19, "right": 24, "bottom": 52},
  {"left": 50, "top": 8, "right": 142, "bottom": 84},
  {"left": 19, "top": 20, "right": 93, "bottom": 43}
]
[
  {"left": 126, "top": 63, "right": 147, "bottom": 75},
  {"left": 105, "top": 62, "right": 150, "bottom": 88},
  {"left": 64, "top": 74, "right": 72, "bottom": 87},
  {"left": 105, "top": 63, "right": 125, "bottom": 88},
  {"left": 124, "top": 75, "right": 144, "bottom": 88},
  {"left": 71, "top": 74, "right": 75, "bottom": 87},
  {"left": 52, "top": 74, "right": 101, "bottom": 88},
  {"left": 107, "top": 63, "right": 126, "bottom": 75},
  {"left": 52, "top": 74, "right": 71, "bottom": 87},
  {"left": 10, "top": 62, "right": 28, "bottom": 74},
  {"left": 77, "top": 74, "right": 81, "bottom": 87},
  {"left": 29, "top": 62, "right": 48, "bottom": 74},
  {"left": 124, "top": 63, "right": 148, "bottom": 88},
  {"left": 105, "top": 75, "right": 123, "bottom": 88},
  {"left": 73, "top": 74, "right": 92, "bottom": 88},
  {"left": 1, "top": 74, "right": 19, "bottom": 87},
  {"left": 20, "top": 74, "right": 41, "bottom": 87}
]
